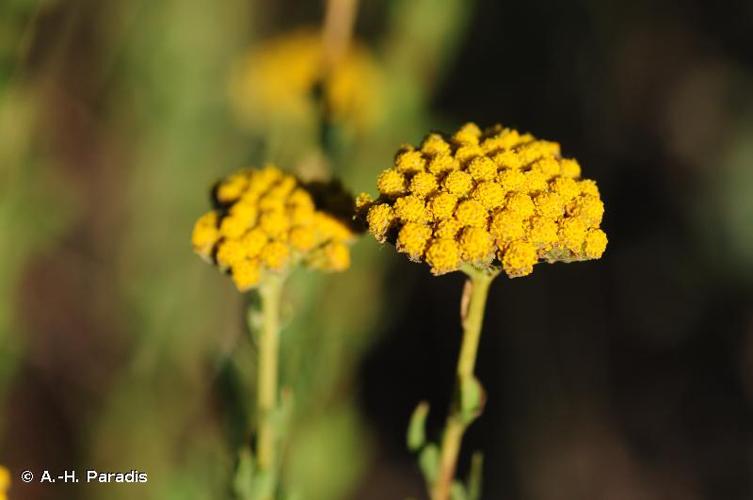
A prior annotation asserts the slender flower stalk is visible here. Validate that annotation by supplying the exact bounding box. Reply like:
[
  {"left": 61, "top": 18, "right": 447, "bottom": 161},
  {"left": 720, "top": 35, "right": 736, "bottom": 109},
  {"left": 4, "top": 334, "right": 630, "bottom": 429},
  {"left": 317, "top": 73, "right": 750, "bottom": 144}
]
[
  {"left": 434, "top": 267, "right": 495, "bottom": 500},
  {"left": 322, "top": 0, "right": 359, "bottom": 71},
  {"left": 255, "top": 275, "right": 284, "bottom": 474}
]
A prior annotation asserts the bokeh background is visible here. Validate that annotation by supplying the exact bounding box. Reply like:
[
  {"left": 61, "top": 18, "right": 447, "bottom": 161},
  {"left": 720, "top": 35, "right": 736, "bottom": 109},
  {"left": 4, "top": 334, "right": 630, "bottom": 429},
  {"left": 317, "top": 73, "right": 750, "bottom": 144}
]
[{"left": 2, "top": 0, "right": 753, "bottom": 499}]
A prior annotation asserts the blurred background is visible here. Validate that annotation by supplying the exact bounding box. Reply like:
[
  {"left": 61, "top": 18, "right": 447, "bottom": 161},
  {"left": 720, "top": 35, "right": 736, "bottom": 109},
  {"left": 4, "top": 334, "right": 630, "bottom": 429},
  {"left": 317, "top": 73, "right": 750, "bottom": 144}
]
[{"left": 1, "top": 0, "right": 753, "bottom": 499}]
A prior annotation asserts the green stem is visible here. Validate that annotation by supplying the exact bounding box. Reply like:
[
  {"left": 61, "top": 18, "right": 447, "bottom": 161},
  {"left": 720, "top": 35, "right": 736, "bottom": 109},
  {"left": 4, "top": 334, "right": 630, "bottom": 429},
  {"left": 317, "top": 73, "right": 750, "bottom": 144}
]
[
  {"left": 432, "top": 268, "right": 496, "bottom": 500},
  {"left": 256, "top": 276, "right": 284, "bottom": 474}
]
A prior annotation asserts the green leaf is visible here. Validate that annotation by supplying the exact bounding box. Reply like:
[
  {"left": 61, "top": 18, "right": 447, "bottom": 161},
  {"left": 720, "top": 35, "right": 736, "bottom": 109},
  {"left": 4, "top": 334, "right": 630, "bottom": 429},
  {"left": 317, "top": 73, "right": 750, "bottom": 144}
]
[
  {"left": 274, "top": 386, "right": 296, "bottom": 437},
  {"left": 450, "top": 480, "right": 468, "bottom": 500},
  {"left": 233, "top": 446, "right": 255, "bottom": 500},
  {"left": 250, "top": 470, "right": 275, "bottom": 500},
  {"left": 467, "top": 452, "right": 484, "bottom": 500},
  {"left": 418, "top": 444, "right": 439, "bottom": 484},
  {"left": 459, "top": 376, "right": 485, "bottom": 425},
  {"left": 407, "top": 401, "right": 430, "bottom": 451}
]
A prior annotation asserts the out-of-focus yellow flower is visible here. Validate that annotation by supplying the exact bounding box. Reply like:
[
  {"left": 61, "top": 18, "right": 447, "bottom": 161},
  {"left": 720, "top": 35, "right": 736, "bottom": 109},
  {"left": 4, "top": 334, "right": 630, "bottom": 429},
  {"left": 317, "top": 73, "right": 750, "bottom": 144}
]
[
  {"left": 357, "top": 123, "right": 608, "bottom": 277},
  {"left": 192, "top": 165, "right": 356, "bottom": 291},
  {"left": 229, "top": 28, "right": 383, "bottom": 131},
  {"left": 0, "top": 465, "right": 9, "bottom": 500}
]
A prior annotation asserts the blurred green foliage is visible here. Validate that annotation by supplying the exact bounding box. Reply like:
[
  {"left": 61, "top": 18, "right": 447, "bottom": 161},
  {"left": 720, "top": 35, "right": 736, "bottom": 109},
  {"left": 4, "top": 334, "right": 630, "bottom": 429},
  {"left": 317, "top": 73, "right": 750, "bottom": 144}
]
[{"left": 0, "top": 0, "right": 471, "bottom": 498}]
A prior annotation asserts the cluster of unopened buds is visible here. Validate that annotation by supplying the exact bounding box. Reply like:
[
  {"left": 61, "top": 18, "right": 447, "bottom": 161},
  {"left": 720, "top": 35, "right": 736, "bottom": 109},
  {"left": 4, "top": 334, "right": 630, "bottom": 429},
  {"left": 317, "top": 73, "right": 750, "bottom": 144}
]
[
  {"left": 356, "top": 123, "right": 607, "bottom": 277},
  {"left": 192, "top": 165, "right": 355, "bottom": 291}
]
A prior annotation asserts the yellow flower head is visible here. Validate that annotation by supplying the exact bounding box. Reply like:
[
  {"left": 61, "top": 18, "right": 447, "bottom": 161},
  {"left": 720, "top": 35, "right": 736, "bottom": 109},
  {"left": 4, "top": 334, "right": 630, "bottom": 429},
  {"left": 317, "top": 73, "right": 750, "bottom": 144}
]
[
  {"left": 358, "top": 123, "right": 608, "bottom": 276},
  {"left": 192, "top": 165, "right": 356, "bottom": 291},
  {"left": 229, "top": 28, "right": 383, "bottom": 131}
]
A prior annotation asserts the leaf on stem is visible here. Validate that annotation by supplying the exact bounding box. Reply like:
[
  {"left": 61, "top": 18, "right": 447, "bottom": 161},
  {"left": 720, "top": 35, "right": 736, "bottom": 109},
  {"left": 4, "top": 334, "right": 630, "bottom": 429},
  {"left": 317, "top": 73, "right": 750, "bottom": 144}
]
[
  {"left": 450, "top": 480, "right": 468, "bottom": 500},
  {"left": 459, "top": 376, "right": 485, "bottom": 424},
  {"left": 233, "top": 446, "right": 255, "bottom": 500},
  {"left": 467, "top": 452, "right": 483, "bottom": 500},
  {"left": 418, "top": 444, "right": 439, "bottom": 484},
  {"left": 407, "top": 401, "right": 430, "bottom": 451}
]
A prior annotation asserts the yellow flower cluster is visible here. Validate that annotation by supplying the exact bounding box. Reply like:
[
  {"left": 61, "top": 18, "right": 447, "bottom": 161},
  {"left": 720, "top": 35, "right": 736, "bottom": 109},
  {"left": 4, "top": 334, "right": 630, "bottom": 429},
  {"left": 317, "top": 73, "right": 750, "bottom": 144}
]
[
  {"left": 229, "top": 28, "right": 383, "bottom": 130},
  {"left": 192, "top": 166, "right": 355, "bottom": 291},
  {"left": 357, "top": 123, "right": 607, "bottom": 277}
]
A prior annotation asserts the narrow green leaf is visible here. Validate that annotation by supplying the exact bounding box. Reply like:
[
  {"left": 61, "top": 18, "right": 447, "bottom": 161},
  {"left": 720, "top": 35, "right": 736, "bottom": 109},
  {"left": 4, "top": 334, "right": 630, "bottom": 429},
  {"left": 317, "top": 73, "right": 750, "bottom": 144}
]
[
  {"left": 418, "top": 444, "right": 439, "bottom": 484},
  {"left": 274, "top": 386, "right": 296, "bottom": 437},
  {"left": 250, "top": 470, "right": 275, "bottom": 500},
  {"left": 407, "top": 401, "right": 430, "bottom": 451},
  {"left": 459, "top": 376, "right": 485, "bottom": 424},
  {"left": 233, "top": 446, "right": 255, "bottom": 500},
  {"left": 450, "top": 480, "right": 468, "bottom": 500},
  {"left": 467, "top": 452, "right": 484, "bottom": 500}
]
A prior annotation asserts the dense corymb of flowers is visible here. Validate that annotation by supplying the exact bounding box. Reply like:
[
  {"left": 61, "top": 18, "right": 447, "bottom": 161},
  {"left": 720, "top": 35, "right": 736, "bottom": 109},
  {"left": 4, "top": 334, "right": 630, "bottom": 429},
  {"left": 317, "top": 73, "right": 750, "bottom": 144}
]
[
  {"left": 357, "top": 123, "right": 607, "bottom": 277},
  {"left": 192, "top": 166, "right": 355, "bottom": 291},
  {"left": 228, "top": 28, "right": 383, "bottom": 130}
]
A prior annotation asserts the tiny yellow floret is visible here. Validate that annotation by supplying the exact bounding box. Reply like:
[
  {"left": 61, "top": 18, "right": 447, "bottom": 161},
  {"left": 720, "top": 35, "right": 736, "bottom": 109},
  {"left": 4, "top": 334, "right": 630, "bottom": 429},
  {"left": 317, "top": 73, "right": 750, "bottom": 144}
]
[
  {"left": 434, "top": 218, "right": 463, "bottom": 240},
  {"left": 217, "top": 173, "right": 248, "bottom": 203},
  {"left": 192, "top": 211, "right": 220, "bottom": 258},
  {"left": 534, "top": 192, "right": 564, "bottom": 220},
  {"left": 355, "top": 192, "right": 374, "bottom": 212},
  {"left": 583, "top": 229, "right": 608, "bottom": 259},
  {"left": 232, "top": 259, "right": 262, "bottom": 291},
  {"left": 397, "top": 223, "right": 433, "bottom": 260},
  {"left": 421, "top": 133, "right": 451, "bottom": 156},
  {"left": 453, "top": 123, "right": 482, "bottom": 145},
  {"left": 409, "top": 171, "right": 439, "bottom": 198},
  {"left": 493, "top": 150, "right": 524, "bottom": 169},
  {"left": 559, "top": 158, "right": 581, "bottom": 178},
  {"left": 217, "top": 239, "right": 247, "bottom": 268},
  {"left": 259, "top": 210, "right": 290, "bottom": 237},
  {"left": 467, "top": 156, "right": 497, "bottom": 181},
  {"left": 241, "top": 228, "right": 269, "bottom": 258},
  {"left": 500, "top": 240, "right": 537, "bottom": 277},
  {"left": 528, "top": 216, "right": 559, "bottom": 249},
  {"left": 377, "top": 168, "right": 407, "bottom": 197},
  {"left": 505, "top": 193, "right": 536, "bottom": 218},
  {"left": 394, "top": 195, "right": 428, "bottom": 223},
  {"left": 578, "top": 179, "right": 600, "bottom": 196},
  {"left": 427, "top": 153, "right": 460, "bottom": 175},
  {"left": 260, "top": 241, "right": 290, "bottom": 270},
  {"left": 455, "top": 199, "right": 488, "bottom": 228},
  {"left": 569, "top": 195, "right": 604, "bottom": 228},
  {"left": 497, "top": 169, "right": 526, "bottom": 191},
  {"left": 425, "top": 238, "right": 461, "bottom": 275},
  {"left": 366, "top": 203, "right": 395, "bottom": 242},
  {"left": 472, "top": 181, "right": 506, "bottom": 210},
  {"left": 455, "top": 144, "right": 484, "bottom": 164},
  {"left": 551, "top": 176, "right": 580, "bottom": 203},
  {"left": 490, "top": 210, "right": 526, "bottom": 243},
  {"left": 459, "top": 227, "right": 494, "bottom": 263},
  {"left": 443, "top": 170, "right": 474, "bottom": 196},
  {"left": 395, "top": 149, "right": 426, "bottom": 174},
  {"left": 289, "top": 226, "right": 316, "bottom": 251},
  {"left": 430, "top": 192, "right": 459, "bottom": 221},
  {"left": 523, "top": 169, "right": 549, "bottom": 193},
  {"left": 559, "top": 217, "right": 587, "bottom": 253}
]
